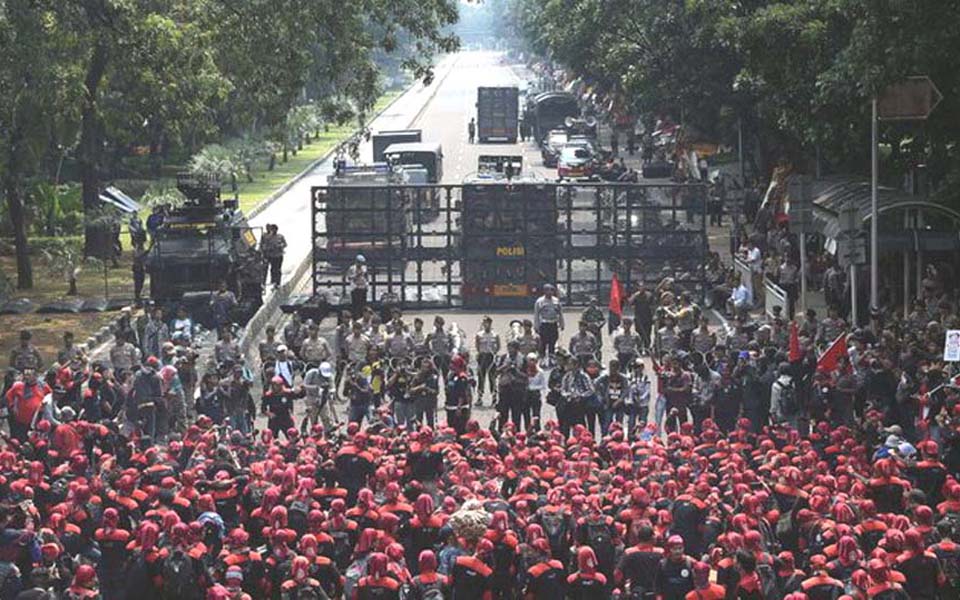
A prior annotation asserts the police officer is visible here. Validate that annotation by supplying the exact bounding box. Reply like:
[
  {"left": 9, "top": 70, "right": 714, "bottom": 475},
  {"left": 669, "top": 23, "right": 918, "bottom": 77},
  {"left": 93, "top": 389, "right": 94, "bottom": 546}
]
[
  {"left": 474, "top": 316, "right": 501, "bottom": 407},
  {"left": 534, "top": 284, "right": 564, "bottom": 360},
  {"left": 9, "top": 330, "right": 42, "bottom": 373},
  {"left": 259, "top": 223, "right": 287, "bottom": 289}
]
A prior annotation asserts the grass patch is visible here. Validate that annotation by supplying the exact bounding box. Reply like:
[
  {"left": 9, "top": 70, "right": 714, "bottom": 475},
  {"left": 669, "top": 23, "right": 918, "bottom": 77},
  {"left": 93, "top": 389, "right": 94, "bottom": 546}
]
[
  {"left": 1, "top": 87, "right": 406, "bottom": 364},
  {"left": 1, "top": 251, "right": 137, "bottom": 364},
  {"left": 234, "top": 90, "right": 404, "bottom": 212}
]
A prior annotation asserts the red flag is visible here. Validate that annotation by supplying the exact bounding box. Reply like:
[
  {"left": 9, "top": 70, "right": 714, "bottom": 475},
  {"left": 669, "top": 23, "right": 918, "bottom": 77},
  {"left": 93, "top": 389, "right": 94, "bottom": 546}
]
[
  {"left": 817, "top": 333, "right": 848, "bottom": 373},
  {"left": 609, "top": 273, "right": 623, "bottom": 317},
  {"left": 788, "top": 321, "right": 801, "bottom": 362}
]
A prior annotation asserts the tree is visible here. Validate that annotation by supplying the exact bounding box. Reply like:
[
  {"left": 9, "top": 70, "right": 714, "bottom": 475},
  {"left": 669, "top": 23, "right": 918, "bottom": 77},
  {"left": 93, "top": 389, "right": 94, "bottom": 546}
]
[{"left": 0, "top": 0, "right": 82, "bottom": 289}]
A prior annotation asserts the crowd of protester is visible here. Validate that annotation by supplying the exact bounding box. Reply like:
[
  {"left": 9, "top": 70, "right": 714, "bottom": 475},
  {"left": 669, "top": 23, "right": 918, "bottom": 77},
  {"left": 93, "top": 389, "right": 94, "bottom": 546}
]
[{"left": 2, "top": 259, "right": 960, "bottom": 600}]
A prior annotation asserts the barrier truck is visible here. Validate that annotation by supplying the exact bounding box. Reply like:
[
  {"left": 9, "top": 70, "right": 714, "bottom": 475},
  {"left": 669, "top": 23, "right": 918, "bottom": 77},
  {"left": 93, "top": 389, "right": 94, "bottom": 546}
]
[{"left": 476, "top": 86, "right": 519, "bottom": 143}]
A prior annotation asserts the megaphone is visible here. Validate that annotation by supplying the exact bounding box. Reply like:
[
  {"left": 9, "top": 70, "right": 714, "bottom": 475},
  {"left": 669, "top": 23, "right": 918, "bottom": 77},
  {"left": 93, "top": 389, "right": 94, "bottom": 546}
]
[
  {"left": 584, "top": 116, "right": 598, "bottom": 128},
  {"left": 564, "top": 116, "right": 574, "bottom": 128}
]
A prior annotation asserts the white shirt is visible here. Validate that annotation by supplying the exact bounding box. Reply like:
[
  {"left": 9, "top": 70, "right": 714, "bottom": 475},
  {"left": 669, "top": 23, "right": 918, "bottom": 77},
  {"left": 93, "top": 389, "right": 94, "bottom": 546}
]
[
  {"left": 347, "top": 264, "right": 369, "bottom": 290},
  {"left": 746, "top": 247, "right": 762, "bottom": 273},
  {"left": 730, "top": 284, "right": 752, "bottom": 308},
  {"left": 528, "top": 370, "right": 547, "bottom": 392}
]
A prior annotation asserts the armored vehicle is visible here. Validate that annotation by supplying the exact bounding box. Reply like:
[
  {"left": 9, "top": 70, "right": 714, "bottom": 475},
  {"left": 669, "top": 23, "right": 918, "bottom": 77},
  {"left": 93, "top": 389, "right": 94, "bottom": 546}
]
[{"left": 145, "top": 174, "right": 262, "bottom": 319}]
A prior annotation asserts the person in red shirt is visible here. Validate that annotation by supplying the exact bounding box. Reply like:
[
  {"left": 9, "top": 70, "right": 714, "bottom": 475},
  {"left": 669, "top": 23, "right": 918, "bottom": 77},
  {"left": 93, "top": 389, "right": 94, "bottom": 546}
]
[
  {"left": 684, "top": 561, "right": 725, "bottom": 600},
  {"left": 5, "top": 368, "right": 51, "bottom": 441},
  {"left": 52, "top": 407, "right": 82, "bottom": 458}
]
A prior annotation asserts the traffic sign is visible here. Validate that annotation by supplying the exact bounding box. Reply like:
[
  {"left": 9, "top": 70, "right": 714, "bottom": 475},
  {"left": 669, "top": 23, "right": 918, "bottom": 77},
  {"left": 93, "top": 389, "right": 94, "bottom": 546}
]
[
  {"left": 837, "top": 234, "right": 867, "bottom": 268},
  {"left": 878, "top": 76, "right": 943, "bottom": 121},
  {"left": 787, "top": 175, "right": 813, "bottom": 233}
]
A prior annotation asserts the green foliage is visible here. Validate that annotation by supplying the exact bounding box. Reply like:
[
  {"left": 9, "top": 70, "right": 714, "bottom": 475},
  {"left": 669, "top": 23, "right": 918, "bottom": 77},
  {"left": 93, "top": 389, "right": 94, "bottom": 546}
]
[
  {"left": 509, "top": 0, "right": 960, "bottom": 196},
  {"left": 27, "top": 183, "right": 84, "bottom": 236},
  {"left": 39, "top": 238, "right": 100, "bottom": 295},
  {"left": 140, "top": 182, "right": 186, "bottom": 211},
  {"left": 188, "top": 144, "right": 241, "bottom": 184}
]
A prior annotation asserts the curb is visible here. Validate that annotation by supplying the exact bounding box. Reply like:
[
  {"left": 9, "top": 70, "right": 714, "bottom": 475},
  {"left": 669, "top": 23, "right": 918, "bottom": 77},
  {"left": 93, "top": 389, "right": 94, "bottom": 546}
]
[
  {"left": 246, "top": 82, "right": 417, "bottom": 220},
  {"left": 238, "top": 56, "right": 460, "bottom": 354}
]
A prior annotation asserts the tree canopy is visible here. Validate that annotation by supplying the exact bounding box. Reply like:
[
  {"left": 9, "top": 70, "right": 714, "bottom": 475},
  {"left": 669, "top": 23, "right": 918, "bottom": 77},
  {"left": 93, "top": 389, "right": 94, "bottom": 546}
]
[
  {"left": 507, "top": 0, "right": 960, "bottom": 197},
  {"left": 0, "top": 0, "right": 458, "bottom": 287}
]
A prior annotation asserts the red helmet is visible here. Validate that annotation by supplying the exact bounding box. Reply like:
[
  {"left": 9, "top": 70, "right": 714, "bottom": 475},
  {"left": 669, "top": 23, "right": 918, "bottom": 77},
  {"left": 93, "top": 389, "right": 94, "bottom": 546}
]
[
  {"left": 270, "top": 505, "right": 288, "bottom": 528},
  {"left": 299, "top": 534, "right": 318, "bottom": 556},
  {"left": 838, "top": 536, "right": 859, "bottom": 563},
  {"left": 72, "top": 564, "right": 97, "bottom": 588},
  {"left": 291, "top": 555, "right": 311, "bottom": 582},
  {"left": 171, "top": 522, "right": 190, "bottom": 546},
  {"left": 693, "top": 561, "right": 711, "bottom": 589},
  {"left": 138, "top": 522, "right": 159, "bottom": 550},
  {"left": 577, "top": 546, "right": 598, "bottom": 573},
  {"left": 227, "top": 528, "right": 249, "bottom": 548},
  {"left": 357, "top": 488, "right": 374, "bottom": 507},
  {"left": 904, "top": 528, "right": 924, "bottom": 552},
  {"left": 875, "top": 458, "right": 897, "bottom": 478},
  {"left": 367, "top": 552, "right": 389, "bottom": 578},
  {"left": 415, "top": 494, "right": 434, "bottom": 518},
  {"left": 491, "top": 510, "right": 509, "bottom": 532},
  {"left": 868, "top": 558, "right": 890, "bottom": 582},
  {"left": 356, "top": 528, "right": 379, "bottom": 554},
  {"left": 419, "top": 549, "right": 438, "bottom": 574},
  {"left": 207, "top": 585, "right": 231, "bottom": 600},
  {"left": 103, "top": 507, "right": 119, "bottom": 528}
]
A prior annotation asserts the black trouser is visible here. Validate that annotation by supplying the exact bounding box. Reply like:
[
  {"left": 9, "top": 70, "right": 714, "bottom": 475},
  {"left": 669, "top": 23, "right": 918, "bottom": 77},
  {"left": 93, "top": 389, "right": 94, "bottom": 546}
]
[
  {"left": 782, "top": 282, "right": 797, "bottom": 319},
  {"left": 267, "top": 255, "right": 283, "bottom": 287},
  {"left": 350, "top": 287, "right": 367, "bottom": 319},
  {"left": 679, "top": 329, "right": 694, "bottom": 351},
  {"left": 477, "top": 353, "right": 496, "bottom": 399},
  {"left": 521, "top": 390, "right": 541, "bottom": 431},
  {"left": 635, "top": 318, "right": 652, "bottom": 352},
  {"left": 690, "top": 403, "right": 711, "bottom": 434},
  {"left": 618, "top": 353, "right": 638, "bottom": 373},
  {"left": 497, "top": 386, "right": 524, "bottom": 431},
  {"left": 433, "top": 354, "right": 450, "bottom": 385},
  {"left": 585, "top": 406, "right": 600, "bottom": 438},
  {"left": 446, "top": 407, "right": 469, "bottom": 434},
  {"left": 538, "top": 322, "right": 559, "bottom": 357},
  {"left": 269, "top": 414, "right": 295, "bottom": 439},
  {"left": 709, "top": 200, "right": 724, "bottom": 226},
  {"left": 133, "top": 267, "right": 145, "bottom": 300}
]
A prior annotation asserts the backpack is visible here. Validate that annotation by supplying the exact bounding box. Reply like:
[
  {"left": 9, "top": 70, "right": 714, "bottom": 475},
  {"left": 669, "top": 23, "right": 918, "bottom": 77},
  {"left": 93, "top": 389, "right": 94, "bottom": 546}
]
[
  {"left": 162, "top": 549, "right": 199, "bottom": 600},
  {"left": 584, "top": 520, "right": 615, "bottom": 573},
  {"left": 344, "top": 555, "right": 369, "bottom": 600},
  {"left": 329, "top": 528, "right": 354, "bottom": 570},
  {"left": 755, "top": 562, "right": 778, "bottom": 600},
  {"left": 539, "top": 511, "right": 568, "bottom": 559},
  {"left": 778, "top": 380, "right": 797, "bottom": 416},
  {"left": 414, "top": 580, "right": 446, "bottom": 600},
  {"left": 288, "top": 500, "right": 310, "bottom": 537},
  {"left": 934, "top": 544, "right": 960, "bottom": 592}
]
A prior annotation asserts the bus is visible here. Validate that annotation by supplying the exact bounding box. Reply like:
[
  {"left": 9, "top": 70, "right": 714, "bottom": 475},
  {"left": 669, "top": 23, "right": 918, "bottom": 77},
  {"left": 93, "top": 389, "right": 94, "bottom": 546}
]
[{"left": 461, "top": 179, "right": 558, "bottom": 308}]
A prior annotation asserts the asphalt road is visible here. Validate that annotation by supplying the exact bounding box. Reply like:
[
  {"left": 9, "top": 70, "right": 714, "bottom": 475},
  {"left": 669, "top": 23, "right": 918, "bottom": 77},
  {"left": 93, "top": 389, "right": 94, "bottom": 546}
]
[{"left": 249, "top": 50, "right": 660, "bottom": 430}]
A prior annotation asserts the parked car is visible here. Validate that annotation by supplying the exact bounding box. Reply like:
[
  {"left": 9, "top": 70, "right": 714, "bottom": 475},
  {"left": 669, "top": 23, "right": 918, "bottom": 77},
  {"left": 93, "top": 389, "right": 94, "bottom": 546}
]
[
  {"left": 557, "top": 145, "right": 594, "bottom": 180},
  {"left": 541, "top": 129, "right": 568, "bottom": 167}
]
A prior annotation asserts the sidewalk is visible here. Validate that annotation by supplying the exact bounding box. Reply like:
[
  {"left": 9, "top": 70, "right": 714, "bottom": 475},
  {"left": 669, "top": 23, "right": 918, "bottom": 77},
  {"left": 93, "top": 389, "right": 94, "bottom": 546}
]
[{"left": 595, "top": 122, "right": 828, "bottom": 326}]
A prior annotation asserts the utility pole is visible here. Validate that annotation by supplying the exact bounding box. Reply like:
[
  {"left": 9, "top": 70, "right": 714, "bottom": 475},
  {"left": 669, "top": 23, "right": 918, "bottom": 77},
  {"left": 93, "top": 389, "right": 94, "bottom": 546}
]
[{"left": 870, "top": 98, "right": 879, "bottom": 311}]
